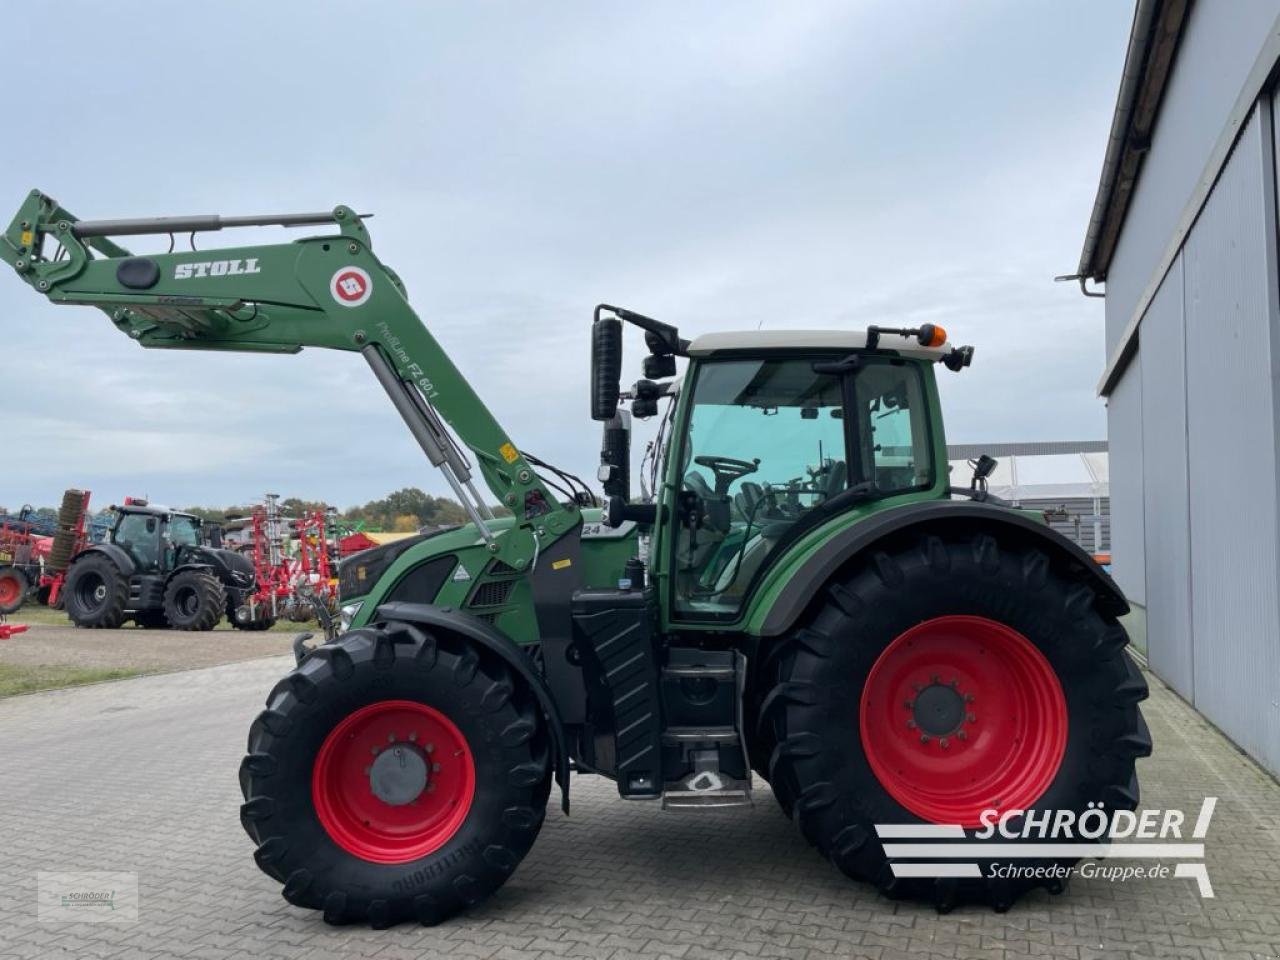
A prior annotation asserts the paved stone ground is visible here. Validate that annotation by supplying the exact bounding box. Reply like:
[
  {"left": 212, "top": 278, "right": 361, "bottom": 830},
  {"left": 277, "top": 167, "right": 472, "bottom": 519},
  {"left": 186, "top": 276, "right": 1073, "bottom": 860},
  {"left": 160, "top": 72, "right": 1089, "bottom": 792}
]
[{"left": 0, "top": 657, "right": 1278, "bottom": 960}]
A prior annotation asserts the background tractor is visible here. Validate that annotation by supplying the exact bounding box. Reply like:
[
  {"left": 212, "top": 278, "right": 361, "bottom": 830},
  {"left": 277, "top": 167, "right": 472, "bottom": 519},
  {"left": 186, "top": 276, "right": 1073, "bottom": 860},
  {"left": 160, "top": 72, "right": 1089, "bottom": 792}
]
[
  {"left": 3, "top": 192, "right": 1149, "bottom": 926},
  {"left": 62, "top": 499, "right": 259, "bottom": 630}
]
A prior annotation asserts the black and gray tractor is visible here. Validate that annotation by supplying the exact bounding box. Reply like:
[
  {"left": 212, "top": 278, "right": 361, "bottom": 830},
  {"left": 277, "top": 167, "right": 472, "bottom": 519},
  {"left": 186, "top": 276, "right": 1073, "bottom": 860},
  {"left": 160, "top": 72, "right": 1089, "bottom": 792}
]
[{"left": 62, "top": 500, "right": 266, "bottom": 631}]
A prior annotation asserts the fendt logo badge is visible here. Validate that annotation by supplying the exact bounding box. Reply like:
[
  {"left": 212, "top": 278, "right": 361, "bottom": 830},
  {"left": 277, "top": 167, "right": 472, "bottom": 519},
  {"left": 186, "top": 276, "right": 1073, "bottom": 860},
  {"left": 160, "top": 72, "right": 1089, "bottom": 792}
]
[
  {"left": 330, "top": 266, "right": 372, "bottom": 307},
  {"left": 173, "top": 258, "right": 261, "bottom": 280}
]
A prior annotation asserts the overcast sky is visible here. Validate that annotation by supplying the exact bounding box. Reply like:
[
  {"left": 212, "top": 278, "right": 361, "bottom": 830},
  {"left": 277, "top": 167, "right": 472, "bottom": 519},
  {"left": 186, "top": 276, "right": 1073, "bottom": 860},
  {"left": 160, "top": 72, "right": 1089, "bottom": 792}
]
[{"left": 1, "top": 1, "right": 1132, "bottom": 511}]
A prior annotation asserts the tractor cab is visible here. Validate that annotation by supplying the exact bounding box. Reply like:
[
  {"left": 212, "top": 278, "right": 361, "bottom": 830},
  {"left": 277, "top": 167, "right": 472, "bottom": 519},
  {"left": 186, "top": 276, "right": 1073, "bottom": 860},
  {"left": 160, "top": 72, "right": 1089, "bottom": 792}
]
[
  {"left": 590, "top": 309, "right": 973, "bottom": 625},
  {"left": 109, "top": 500, "right": 203, "bottom": 573}
]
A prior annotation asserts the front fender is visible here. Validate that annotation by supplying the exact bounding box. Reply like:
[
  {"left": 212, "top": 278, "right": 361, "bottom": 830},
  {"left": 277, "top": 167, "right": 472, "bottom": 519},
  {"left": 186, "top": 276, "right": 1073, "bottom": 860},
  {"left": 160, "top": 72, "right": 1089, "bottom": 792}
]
[
  {"left": 374, "top": 601, "right": 572, "bottom": 814},
  {"left": 755, "top": 499, "right": 1126, "bottom": 637},
  {"left": 72, "top": 542, "right": 136, "bottom": 577}
]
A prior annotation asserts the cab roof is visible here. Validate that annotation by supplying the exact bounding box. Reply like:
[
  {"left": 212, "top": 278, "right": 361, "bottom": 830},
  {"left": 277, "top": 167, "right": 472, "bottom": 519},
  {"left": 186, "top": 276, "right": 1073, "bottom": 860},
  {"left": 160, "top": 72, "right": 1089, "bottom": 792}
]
[{"left": 685, "top": 329, "right": 951, "bottom": 360}]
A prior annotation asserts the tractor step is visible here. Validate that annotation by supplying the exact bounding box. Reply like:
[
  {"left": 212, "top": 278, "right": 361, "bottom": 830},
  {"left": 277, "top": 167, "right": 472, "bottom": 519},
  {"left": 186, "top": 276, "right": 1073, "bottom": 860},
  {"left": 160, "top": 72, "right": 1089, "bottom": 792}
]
[
  {"left": 662, "top": 726, "right": 739, "bottom": 743},
  {"left": 661, "top": 784, "right": 753, "bottom": 810},
  {"left": 659, "top": 651, "right": 753, "bottom": 810}
]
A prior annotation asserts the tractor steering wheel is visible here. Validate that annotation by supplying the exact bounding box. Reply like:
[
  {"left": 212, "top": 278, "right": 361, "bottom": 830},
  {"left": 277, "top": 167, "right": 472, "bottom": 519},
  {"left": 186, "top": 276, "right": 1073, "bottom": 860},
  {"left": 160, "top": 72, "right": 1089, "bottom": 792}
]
[{"left": 693, "top": 455, "right": 760, "bottom": 496}]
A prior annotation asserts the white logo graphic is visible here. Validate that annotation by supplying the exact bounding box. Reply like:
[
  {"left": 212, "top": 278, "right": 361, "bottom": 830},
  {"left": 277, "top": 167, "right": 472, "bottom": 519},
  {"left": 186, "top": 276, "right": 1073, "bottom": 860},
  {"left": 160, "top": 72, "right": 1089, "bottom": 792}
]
[
  {"left": 173, "top": 258, "right": 260, "bottom": 280},
  {"left": 876, "top": 797, "right": 1218, "bottom": 898},
  {"left": 330, "top": 266, "right": 372, "bottom": 307}
]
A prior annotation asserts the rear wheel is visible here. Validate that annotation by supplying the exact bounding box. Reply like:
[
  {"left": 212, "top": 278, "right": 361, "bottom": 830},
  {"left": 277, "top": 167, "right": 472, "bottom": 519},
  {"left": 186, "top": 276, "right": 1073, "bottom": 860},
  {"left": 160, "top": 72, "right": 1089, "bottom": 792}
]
[
  {"left": 64, "top": 554, "right": 129, "bottom": 628},
  {"left": 163, "top": 570, "right": 226, "bottom": 631},
  {"left": 759, "top": 530, "right": 1151, "bottom": 911},
  {"left": 0, "top": 566, "right": 28, "bottom": 615},
  {"left": 239, "top": 621, "right": 550, "bottom": 927}
]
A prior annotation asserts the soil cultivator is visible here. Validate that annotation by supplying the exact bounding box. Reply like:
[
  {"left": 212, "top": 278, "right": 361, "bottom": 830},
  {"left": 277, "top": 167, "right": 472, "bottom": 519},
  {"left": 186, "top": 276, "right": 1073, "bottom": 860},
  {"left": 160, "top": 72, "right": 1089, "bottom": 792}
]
[
  {"left": 236, "top": 494, "right": 339, "bottom": 626},
  {"left": 0, "top": 488, "right": 91, "bottom": 614}
]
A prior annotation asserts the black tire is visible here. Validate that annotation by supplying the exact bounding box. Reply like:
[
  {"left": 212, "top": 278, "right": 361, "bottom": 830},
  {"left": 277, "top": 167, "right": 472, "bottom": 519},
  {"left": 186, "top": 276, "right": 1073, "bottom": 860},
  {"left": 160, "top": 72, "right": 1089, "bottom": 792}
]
[
  {"left": 163, "top": 569, "right": 226, "bottom": 631},
  {"left": 239, "top": 621, "right": 551, "bottom": 927},
  {"left": 229, "top": 599, "right": 276, "bottom": 632},
  {"left": 64, "top": 554, "right": 129, "bottom": 628},
  {"left": 758, "top": 528, "right": 1151, "bottom": 912},
  {"left": 133, "top": 610, "right": 170, "bottom": 629},
  {"left": 0, "top": 566, "right": 29, "bottom": 615}
]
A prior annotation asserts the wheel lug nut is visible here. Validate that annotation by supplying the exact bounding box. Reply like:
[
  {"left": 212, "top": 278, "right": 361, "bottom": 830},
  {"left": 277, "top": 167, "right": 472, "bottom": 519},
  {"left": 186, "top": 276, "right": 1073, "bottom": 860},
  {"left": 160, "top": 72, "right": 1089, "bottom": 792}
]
[
  {"left": 387, "top": 734, "right": 396, "bottom": 743},
  {"left": 432, "top": 762, "right": 441, "bottom": 772},
  {"left": 408, "top": 732, "right": 417, "bottom": 741},
  {"left": 939, "top": 738, "right": 949, "bottom": 749},
  {"left": 907, "top": 719, "right": 917, "bottom": 729},
  {"left": 964, "top": 693, "right": 975, "bottom": 703},
  {"left": 967, "top": 713, "right": 977, "bottom": 723},
  {"left": 919, "top": 734, "right": 929, "bottom": 744},
  {"left": 931, "top": 674, "right": 940, "bottom": 683},
  {"left": 425, "top": 743, "right": 435, "bottom": 753},
  {"left": 950, "top": 678, "right": 959, "bottom": 688},
  {"left": 903, "top": 700, "right": 913, "bottom": 710},
  {"left": 957, "top": 730, "right": 967, "bottom": 741}
]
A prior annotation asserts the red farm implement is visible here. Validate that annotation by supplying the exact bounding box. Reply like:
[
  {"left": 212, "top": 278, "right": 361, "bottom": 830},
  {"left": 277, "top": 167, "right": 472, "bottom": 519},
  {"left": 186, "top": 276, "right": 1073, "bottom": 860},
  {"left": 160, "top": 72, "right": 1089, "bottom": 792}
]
[
  {"left": 233, "top": 494, "right": 339, "bottom": 628},
  {"left": 0, "top": 489, "right": 90, "bottom": 614}
]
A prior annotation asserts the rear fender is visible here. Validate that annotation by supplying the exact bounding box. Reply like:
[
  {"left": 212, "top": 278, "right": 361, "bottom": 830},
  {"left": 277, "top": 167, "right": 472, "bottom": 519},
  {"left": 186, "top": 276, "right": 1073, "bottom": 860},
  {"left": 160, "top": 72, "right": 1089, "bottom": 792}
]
[
  {"left": 756, "top": 499, "right": 1127, "bottom": 637},
  {"left": 375, "top": 601, "right": 572, "bottom": 814}
]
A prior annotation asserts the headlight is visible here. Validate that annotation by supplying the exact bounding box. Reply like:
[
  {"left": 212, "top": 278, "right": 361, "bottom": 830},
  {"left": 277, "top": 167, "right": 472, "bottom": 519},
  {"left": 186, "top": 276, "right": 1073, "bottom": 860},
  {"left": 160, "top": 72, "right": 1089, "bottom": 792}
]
[{"left": 338, "top": 601, "right": 363, "bottom": 634}]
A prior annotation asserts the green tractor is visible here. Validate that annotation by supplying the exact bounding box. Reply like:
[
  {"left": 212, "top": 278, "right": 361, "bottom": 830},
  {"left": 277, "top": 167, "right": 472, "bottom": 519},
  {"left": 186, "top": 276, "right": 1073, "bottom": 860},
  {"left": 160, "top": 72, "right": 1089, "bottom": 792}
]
[{"left": 3, "top": 191, "right": 1149, "bottom": 925}]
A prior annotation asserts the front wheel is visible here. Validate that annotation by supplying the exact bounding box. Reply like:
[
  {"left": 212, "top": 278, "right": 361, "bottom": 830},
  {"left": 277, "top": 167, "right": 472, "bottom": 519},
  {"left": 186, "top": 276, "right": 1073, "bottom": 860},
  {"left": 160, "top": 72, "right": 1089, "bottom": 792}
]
[
  {"left": 163, "top": 570, "right": 226, "bottom": 631},
  {"left": 239, "top": 621, "right": 551, "bottom": 927},
  {"left": 760, "top": 530, "right": 1151, "bottom": 911}
]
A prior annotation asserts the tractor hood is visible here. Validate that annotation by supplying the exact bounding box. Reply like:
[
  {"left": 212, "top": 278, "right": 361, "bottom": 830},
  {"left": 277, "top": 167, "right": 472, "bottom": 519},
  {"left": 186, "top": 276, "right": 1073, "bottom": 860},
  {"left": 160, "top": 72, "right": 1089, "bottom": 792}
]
[{"left": 339, "top": 528, "right": 455, "bottom": 601}]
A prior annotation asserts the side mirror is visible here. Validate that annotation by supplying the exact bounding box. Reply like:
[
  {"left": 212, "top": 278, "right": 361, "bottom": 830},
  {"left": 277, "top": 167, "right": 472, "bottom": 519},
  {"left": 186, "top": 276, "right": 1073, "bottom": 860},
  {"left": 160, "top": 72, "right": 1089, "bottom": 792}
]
[
  {"left": 591, "top": 317, "right": 623, "bottom": 421},
  {"left": 972, "top": 454, "right": 998, "bottom": 483},
  {"left": 971, "top": 455, "right": 998, "bottom": 498}
]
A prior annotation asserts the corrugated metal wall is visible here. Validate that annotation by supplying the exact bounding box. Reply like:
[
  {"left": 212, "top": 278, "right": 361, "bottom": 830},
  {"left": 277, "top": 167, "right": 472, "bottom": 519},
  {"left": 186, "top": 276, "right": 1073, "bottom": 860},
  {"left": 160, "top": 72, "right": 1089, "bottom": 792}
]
[
  {"left": 1138, "top": 253, "right": 1194, "bottom": 700},
  {"left": 1034, "top": 497, "right": 1110, "bottom": 555}
]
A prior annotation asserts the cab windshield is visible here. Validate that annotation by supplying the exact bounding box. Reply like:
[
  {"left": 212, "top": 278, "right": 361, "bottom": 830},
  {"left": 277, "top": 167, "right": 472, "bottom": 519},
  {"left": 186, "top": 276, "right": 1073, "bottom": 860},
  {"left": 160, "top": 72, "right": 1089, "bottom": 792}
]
[
  {"left": 672, "top": 356, "right": 933, "bottom": 618},
  {"left": 167, "top": 515, "right": 201, "bottom": 547}
]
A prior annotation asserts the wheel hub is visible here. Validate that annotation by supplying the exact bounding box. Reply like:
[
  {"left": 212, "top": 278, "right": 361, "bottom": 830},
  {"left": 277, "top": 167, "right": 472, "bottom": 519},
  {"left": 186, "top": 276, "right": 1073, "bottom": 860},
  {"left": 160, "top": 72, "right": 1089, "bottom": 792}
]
[
  {"left": 859, "top": 615, "right": 1067, "bottom": 826},
  {"left": 910, "top": 682, "right": 966, "bottom": 737},
  {"left": 93, "top": 584, "right": 107, "bottom": 602},
  {"left": 368, "top": 741, "right": 429, "bottom": 806},
  {"left": 312, "top": 699, "right": 474, "bottom": 864}
]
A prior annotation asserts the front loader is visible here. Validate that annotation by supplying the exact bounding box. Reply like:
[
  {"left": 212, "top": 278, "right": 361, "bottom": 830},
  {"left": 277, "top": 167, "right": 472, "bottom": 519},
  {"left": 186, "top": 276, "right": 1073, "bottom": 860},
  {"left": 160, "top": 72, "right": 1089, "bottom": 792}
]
[{"left": 3, "top": 190, "right": 1150, "bottom": 925}]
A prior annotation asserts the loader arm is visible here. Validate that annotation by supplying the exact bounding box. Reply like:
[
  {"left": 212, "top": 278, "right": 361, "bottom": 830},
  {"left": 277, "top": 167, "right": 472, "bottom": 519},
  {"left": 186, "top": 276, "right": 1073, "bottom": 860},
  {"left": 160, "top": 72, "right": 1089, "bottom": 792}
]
[{"left": 1, "top": 189, "right": 579, "bottom": 571}]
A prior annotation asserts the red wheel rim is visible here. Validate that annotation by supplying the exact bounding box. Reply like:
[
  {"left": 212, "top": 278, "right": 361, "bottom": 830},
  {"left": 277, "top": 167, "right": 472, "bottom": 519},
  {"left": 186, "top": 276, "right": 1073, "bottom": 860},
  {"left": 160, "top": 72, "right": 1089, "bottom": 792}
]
[
  {"left": 859, "top": 615, "right": 1067, "bottom": 826},
  {"left": 0, "top": 574, "right": 21, "bottom": 607},
  {"left": 312, "top": 699, "right": 475, "bottom": 863}
]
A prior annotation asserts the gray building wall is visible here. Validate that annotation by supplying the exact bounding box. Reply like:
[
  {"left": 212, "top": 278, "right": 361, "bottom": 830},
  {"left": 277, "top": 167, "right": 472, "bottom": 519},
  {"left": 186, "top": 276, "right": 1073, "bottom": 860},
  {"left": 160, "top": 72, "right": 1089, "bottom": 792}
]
[
  {"left": 1105, "top": 0, "right": 1280, "bottom": 354},
  {"left": 1138, "top": 252, "right": 1193, "bottom": 699},
  {"left": 1106, "top": 92, "right": 1280, "bottom": 776},
  {"left": 1107, "top": 361, "right": 1145, "bottom": 607},
  {"left": 1181, "top": 103, "right": 1280, "bottom": 771}
]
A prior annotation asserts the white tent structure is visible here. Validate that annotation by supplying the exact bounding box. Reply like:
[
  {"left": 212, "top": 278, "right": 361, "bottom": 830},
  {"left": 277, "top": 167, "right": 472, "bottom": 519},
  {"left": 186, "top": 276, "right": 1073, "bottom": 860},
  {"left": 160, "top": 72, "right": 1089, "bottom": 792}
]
[{"left": 947, "top": 442, "right": 1109, "bottom": 557}]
